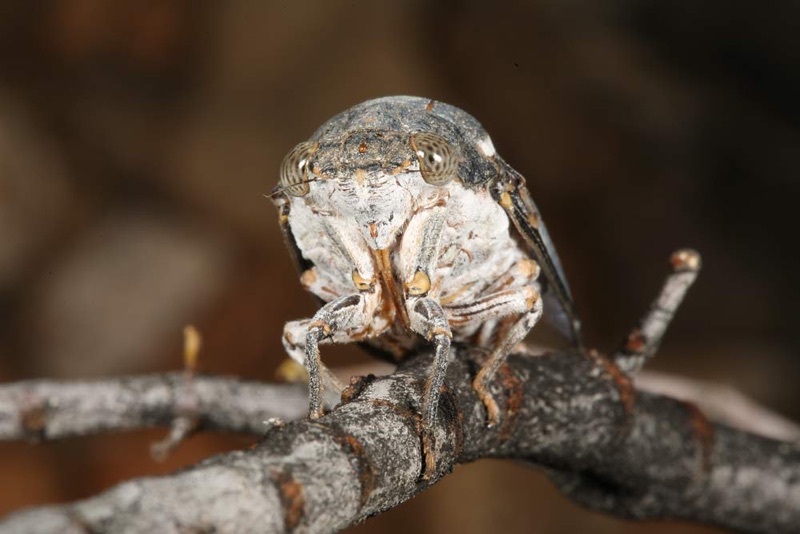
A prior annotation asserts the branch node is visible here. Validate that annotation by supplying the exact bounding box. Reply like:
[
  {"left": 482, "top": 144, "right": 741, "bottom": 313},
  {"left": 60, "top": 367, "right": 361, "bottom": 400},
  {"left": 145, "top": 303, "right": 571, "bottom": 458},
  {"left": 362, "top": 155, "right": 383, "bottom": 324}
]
[
  {"left": 151, "top": 326, "right": 203, "bottom": 460},
  {"left": 271, "top": 468, "right": 306, "bottom": 533},
  {"left": 680, "top": 400, "right": 715, "bottom": 475},
  {"left": 340, "top": 374, "right": 378, "bottom": 404},
  {"left": 333, "top": 433, "right": 376, "bottom": 507},
  {"left": 19, "top": 399, "right": 48, "bottom": 442},
  {"left": 589, "top": 350, "right": 636, "bottom": 421},
  {"left": 495, "top": 363, "right": 524, "bottom": 442}
]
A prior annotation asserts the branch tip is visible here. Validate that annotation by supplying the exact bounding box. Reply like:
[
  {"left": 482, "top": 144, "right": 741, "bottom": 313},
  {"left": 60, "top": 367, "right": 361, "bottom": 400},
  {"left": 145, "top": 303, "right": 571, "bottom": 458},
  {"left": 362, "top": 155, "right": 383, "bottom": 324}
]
[
  {"left": 182, "top": 324, "right": 202, "bottom": 373},
  {"left": 670, "top": 248, "right": 702, "bottom": 273}
]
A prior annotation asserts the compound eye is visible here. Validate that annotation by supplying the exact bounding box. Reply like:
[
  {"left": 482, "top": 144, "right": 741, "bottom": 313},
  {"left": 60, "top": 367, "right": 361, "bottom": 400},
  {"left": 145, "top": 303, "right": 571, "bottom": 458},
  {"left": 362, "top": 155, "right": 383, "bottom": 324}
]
[
  {"left": 410, "top": 132, "right": 458, "bottom": 185},
  {"left": 279, "top": 141, "right": 316, "bottom": 197}
]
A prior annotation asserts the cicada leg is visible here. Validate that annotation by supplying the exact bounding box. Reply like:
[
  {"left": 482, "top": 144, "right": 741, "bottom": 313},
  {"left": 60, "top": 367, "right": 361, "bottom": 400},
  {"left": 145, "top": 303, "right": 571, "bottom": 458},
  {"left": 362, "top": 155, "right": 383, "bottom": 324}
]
[
  {"left": 406, "top": 296, "right": 452, "bottom": 479},
  {"left": 471, "top": 295, "right": 543, "bottom": 426},
  {"left": 283, "top": 292, "right": 380, "bottom": 419},
  {"left": 446, "top": 279, "right": 543, "bottom": 427}
]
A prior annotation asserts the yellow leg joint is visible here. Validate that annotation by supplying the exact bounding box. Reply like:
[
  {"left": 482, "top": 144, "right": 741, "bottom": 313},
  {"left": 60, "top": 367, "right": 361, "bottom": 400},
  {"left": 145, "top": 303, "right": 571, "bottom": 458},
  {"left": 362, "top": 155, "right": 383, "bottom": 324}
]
[{"left": 405, "top": 270, "right": 431, "bottom": 297}]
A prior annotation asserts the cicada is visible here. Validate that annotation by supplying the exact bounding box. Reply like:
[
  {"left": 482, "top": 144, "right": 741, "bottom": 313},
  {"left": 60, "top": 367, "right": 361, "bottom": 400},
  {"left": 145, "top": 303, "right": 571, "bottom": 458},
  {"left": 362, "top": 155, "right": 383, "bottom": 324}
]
[{"left": 272, "top": 96, "right": 580, "bottom": 476}]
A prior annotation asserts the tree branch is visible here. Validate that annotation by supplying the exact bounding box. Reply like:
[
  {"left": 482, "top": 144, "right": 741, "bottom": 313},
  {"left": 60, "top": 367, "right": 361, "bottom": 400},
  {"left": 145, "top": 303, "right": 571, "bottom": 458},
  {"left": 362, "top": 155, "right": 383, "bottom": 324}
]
[
  {"left": 3, "top": 249, "right": 798, "bottom": 533},
  {"left": 636, "top": 370, "right": 800, "bottom": 443},
  {"left": 0, "top": 374, "right": 307, "bottom": 441},
  {"left": 2, "top": 349, "right": 798, "bottom": 533}
]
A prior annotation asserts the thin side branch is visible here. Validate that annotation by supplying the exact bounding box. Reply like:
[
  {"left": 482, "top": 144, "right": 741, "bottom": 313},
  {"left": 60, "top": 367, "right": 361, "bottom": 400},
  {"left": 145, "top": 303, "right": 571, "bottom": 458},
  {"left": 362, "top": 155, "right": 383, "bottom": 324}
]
[
  {"left": 613, "top": 249, "right": 701, "bottom": 373},
  {"left": 0, "top": 374, "right": 308, "bottom": 441}
]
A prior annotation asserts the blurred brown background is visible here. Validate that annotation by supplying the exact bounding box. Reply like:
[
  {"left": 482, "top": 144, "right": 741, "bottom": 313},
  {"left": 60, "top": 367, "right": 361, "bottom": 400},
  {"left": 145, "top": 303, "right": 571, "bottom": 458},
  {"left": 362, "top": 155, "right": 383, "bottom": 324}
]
[{"left": 1, "top": 1, "right": 798, "bottom": 532}]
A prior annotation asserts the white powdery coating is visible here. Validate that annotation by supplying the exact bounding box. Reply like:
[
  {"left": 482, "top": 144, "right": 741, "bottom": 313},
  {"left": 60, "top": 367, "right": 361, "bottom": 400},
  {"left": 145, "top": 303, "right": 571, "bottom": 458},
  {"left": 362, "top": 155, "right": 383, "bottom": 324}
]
[
  {"left": 432, "top": 180, "right": 522, "bottom": 293},
  {"left": 288, "top": 170, "right": 525, "bottom": 330},
  {"left": 282, "top": 161, "right": 539, "bottom": 368},
  {"left": 476, "top": 135, "right": 496, "bottom": 157}
]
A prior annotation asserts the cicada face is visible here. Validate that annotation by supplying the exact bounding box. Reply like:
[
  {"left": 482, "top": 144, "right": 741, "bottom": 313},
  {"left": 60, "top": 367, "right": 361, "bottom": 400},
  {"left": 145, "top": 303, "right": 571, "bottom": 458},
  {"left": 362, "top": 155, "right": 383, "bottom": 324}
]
[{"left": 279, "top": 130, "right": 424, "bottom": 250}]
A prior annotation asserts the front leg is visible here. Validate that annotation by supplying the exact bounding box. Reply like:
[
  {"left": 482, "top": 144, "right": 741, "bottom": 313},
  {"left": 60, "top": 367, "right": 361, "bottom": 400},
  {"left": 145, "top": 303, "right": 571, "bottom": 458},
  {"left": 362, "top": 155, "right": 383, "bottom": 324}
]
[
  {"left": 283, "top": 293, "right": 377, "bottom": 419},
  {"left": 399, "top": 205, "right": 450, "bottom": 478},
  {"left": 407, "top": 297, "right": 452, "bottom": 479}
]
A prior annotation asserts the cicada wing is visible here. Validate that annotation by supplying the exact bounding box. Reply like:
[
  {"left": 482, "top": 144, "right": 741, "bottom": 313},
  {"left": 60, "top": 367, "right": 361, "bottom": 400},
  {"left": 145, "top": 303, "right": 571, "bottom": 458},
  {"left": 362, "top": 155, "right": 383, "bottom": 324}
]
[
  {"left": 271, "top": 190, "right": 333, "bottom": 313},
  {"left": 272, "top": 191, "right": 313, "bottom": 275},
  {"left": 491, "top": 161, "right": 582, "bottom": 346}
]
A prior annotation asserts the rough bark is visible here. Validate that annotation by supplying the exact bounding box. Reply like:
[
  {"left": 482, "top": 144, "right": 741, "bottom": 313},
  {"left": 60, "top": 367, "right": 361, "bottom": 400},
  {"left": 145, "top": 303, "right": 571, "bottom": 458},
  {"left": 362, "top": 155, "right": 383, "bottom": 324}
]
[
  {"left": 3, "top": 250, "right": 797, "bottom": 533},
  {"left": 2, "top": 347, "right": 798, "bottom": 534},
  {"left": 0, "top": 373, "right": 307, "bottom": 441}
]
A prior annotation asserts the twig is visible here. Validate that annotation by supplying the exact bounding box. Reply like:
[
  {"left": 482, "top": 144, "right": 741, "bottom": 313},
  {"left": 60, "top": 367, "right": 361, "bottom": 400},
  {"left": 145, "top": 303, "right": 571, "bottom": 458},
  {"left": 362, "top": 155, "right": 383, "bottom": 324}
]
[
  {"left": 613, "top": 249, "right": 701, "bottom": 373},
  {"left": 0, "top": 374, "right": 308, "bottom": 441}
]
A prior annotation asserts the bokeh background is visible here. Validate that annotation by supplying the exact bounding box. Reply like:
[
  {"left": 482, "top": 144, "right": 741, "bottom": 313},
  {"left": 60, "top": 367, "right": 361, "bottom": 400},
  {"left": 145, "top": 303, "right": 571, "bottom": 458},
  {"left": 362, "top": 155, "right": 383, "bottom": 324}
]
[{"left": 1, "top": 1, "right": 798, "bottom": 532}]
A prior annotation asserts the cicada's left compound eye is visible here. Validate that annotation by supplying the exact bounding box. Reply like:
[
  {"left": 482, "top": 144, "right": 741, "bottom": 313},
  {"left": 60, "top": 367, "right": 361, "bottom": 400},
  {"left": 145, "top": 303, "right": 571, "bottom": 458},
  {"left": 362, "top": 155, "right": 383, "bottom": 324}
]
[
  {"left": 410, "top": 132, "right": 458, "bottom": 185},
  {"left": 280, "top": 141, "right": 316, "bottom": 197}
]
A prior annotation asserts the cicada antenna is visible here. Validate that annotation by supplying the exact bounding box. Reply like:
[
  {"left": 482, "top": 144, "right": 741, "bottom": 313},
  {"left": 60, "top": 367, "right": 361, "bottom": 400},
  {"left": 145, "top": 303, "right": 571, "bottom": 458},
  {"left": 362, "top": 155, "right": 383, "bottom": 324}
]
[{"left": 264, "top": 177, "right": 321, "bottom": 199}]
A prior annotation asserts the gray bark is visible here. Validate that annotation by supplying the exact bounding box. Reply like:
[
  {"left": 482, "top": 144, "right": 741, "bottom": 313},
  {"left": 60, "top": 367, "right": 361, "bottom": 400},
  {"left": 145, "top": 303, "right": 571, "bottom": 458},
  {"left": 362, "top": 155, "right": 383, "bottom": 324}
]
[
  {"left": 0, "top": 373, "right": 307, "bottom": 440},
  {"left": 2, "top": 347, "right": 798, "bottom": 533}
]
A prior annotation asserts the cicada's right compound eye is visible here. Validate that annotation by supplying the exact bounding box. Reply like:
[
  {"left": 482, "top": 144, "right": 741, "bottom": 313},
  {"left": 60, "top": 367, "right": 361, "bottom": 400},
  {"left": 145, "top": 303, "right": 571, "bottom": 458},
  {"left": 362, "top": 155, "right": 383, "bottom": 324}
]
[
  {"left": 280, "top": 141, "right": 316, "bottom": 197},
  {"left": 410, "top": 132, "right": 459, "bottom": 186}
]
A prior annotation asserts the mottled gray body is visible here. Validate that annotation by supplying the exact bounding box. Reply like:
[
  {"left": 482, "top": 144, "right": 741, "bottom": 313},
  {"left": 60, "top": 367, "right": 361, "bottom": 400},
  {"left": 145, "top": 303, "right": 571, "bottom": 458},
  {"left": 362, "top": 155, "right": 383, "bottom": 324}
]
[{"left": 273, "top": 96, "right": 580, "bottom": 477}]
